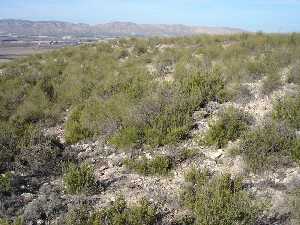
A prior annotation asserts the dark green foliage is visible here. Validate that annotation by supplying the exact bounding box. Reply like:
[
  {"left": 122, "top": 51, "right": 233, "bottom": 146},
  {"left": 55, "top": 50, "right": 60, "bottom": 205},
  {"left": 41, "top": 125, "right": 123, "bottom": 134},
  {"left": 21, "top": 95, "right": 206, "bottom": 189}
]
[
  {"left": 94, "top": 197, "right": 157, "bottom": 225},
  {"left": 205, "top": 107, "right": 251, "bottom": 148},
  {"left": 240, "top": 121, "right": 297, "bottom": 172},
  {"left": 13, "top": 84, "right": 51, "bottom": 123},
  {"left": 273, "top": 94, "right": 300, "bottom": 129},
  {"left": 63, "top": 196, "right": 157, "bottom": 225},
  {"left": 0, "top": 122, "right": 18, "bottom": 172},
  {"left": 110, "top": 126, "right": 143, "bottom": 149},
  {"left": 124, "top": 155, "right": 173, "bottom": 176},
  {"left": 292, "top": 139, "right": 300, "bottom": 163},
  {"left": 144, "top": 68, "right": 226, "bottom": 147},
  {"left": 0, "top": 172, "right": 12, "bottom": 194},
  {"left": 0, "top": 121, "right": 64, "bottom": 176},
  {"left": 65, "top": 105, "right": 93, "bottom": 144},
  {"left": 287, "top": 63, "right": 300, "bottom": 84},
  {"left": 0, "top": 217, "right": 23, "bottom": 225},
  {"left": 16, "top": 132, "right": 64, "bottom": 176},
  {"left": 63, "top": 163, "right": 96, "bottom": 195},
  {"left": 182, "top": 169, "right": 262, "bottom": 225},
  {"left": 178, "top": 148, "right": 198, "bottom": 162}
]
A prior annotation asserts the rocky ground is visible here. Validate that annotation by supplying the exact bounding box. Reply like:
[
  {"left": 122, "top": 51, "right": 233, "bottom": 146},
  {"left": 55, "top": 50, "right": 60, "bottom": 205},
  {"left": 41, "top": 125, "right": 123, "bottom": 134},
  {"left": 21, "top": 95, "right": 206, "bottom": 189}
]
[{"left": 24, "top": 73, "right": 299, "bottom": 225}]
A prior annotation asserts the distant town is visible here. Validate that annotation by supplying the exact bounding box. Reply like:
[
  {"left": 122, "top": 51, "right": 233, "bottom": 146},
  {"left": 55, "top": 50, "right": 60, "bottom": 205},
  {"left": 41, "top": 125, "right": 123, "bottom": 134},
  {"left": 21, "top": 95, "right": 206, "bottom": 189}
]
[{"left": 0, "top": 34, "right": 118, "bottom": 63}]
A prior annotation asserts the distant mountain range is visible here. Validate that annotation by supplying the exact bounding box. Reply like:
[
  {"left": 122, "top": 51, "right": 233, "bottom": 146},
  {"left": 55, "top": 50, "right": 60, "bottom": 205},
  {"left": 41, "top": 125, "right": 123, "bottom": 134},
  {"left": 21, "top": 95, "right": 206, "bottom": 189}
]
[{"left": 0, "top": 19, "right": 246, "bottom": 37}]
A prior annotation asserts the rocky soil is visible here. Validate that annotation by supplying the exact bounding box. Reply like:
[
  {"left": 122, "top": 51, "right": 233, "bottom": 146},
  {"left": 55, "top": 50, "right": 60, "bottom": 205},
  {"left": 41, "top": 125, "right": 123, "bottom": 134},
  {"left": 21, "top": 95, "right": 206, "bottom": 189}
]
[
  {"left": 22, "top": 76, "right": 294, "bottom": 225},
  {"left": 7, "top": 74, "right": 300, "bottom": 225}
]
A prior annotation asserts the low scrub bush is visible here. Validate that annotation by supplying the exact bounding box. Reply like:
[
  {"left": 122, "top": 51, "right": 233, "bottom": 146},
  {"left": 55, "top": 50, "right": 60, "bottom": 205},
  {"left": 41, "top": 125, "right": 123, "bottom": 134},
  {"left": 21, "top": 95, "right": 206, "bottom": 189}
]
[
  {"left": 64, "top": 106, "right": 93, "bottom": 144},
  {"left": 292, "top": 139, "right": 300, "bottom": 163},
  {"left": 109, "top": 126, "right": 143, "bottom": 149},
  {"left": 204, "top": 107, "right": 251, "bottom": 148},
  {"left": 124, "top": 155, "right": 173, "bottom": 176},
  {"left": 0, "top": 172, "right": 12, "bottom": 194},
  {"left": 0, "top": 218, "right": 23, "bottom": 225},
  {"left": 182, "top": 168, "right": 263, "bottom": 225},
  {"left": 287, "top": 63, "right": 300, "bottom": 84},
  {"left": 246, "top": 58, "right": 268, "bottom": 80},
  {"left": 14, "top": 84, "right": 52, "bottom": 123},
  {"left": 0, "top": 122, "right": 19, "bottom": 172},
  {"left": 261, "top": 71, "right": 282, "bottom": 95},
  {"left": 63, "top": 196, "right": 157, "bottom": 225},
  {"left": 63, "top": 163, "right": 96, "bottom": 195},
  {"left": 240, "top": 121, "right": 298, "bottom": 172},
  {"left": 15, "top": 133, "right": 64, "bottom": 176},
  {"left": 177, "top": 148, "right": 198, "bottom": 162},
  {"left": 273, "top": 94, "right": 300, "bottom": 129}
]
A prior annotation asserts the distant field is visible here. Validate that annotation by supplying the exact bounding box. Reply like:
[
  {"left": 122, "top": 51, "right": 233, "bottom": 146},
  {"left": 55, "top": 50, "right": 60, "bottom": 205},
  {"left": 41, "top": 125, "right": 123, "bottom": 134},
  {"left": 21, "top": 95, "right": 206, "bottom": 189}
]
[{"left": 0, "top": 46, "right": 55, "bottom": 63}]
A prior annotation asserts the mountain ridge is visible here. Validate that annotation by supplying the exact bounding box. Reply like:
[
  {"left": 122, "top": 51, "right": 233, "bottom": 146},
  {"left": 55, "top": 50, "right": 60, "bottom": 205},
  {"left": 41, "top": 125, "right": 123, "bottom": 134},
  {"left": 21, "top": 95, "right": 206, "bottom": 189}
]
[{"left": 0, "top": 19, "right": 246, "bottom": 37}]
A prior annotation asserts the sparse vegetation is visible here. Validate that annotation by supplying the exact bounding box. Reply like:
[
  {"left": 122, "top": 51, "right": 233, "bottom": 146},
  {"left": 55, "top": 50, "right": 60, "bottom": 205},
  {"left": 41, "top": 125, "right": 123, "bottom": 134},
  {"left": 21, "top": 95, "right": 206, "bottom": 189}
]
[{"left": 1, "top": 33, "right": 300, "bottom": 224}]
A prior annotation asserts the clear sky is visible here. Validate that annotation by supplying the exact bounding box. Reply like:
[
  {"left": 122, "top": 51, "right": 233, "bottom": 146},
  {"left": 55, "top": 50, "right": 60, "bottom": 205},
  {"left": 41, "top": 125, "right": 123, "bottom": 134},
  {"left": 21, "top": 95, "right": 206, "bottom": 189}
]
[{"left": 0, "top": 0, "right": 300, "bottom": 32}]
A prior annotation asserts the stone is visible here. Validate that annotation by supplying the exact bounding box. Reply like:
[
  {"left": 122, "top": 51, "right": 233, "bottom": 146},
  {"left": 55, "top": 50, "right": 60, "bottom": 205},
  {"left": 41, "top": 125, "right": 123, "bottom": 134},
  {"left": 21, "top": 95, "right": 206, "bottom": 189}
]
[
  {"left": 281, "top": 168, "right": 300, "bottom": 191},
  {"left": 205, "top": 101, "right": 220, "bottom": 114},
  {"left": 229, "top": 156, "right": 247, "bottom": 177},
  {"left": 21, "top": 193, "right": 34, "bottom": 202}
]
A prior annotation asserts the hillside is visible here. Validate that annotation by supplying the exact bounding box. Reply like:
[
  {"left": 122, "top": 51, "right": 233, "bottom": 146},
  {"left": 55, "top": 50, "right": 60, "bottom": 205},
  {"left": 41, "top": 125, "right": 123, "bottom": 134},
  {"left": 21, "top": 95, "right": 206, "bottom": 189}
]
[
  {"left": 1, "top": 33, "right": 300, "bottom": 225},
  {"left": 0, "top": 19, "right": 245, "bottom": 37}
]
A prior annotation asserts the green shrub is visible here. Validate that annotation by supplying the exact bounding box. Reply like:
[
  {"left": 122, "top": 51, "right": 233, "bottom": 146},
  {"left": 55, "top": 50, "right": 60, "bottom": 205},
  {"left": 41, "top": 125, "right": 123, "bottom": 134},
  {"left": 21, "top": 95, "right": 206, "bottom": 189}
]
[
  {"left": 144, "top": 111, "right": 191, "bottom": 147},
  {"left": 15, "top": 132, "right": 64, "bottom": 176},
  {"left": 109, "top": 126, "right": 143, "bottom": 149},
  {"left": 124, "top": 155, "right": 173, "bottom": 176},
  {"left": 292, "top": 139, "right": 300, "bottom": 163},
  {"left": 178, "top": 148, "right": 198, "bottom": 162},
  {"left": 0, "top": 172, "right": 12, "bottom": 194},
  {"left": 261, "top": 71, "right": 282, "bottom": 95},
  {"left": 240, "top": 121, "right": 297, "bottom": 172},
  {"left": 273, "top": 94, "right": 300, "bottom": 129},
  {"left": 63, "top": 196, "right": 157, "bottom": 225},
  {"left": 182, "top": 169, "right": 263, "bottom": 225},
  {"left": 205, "top": 107, "right": 251, "bottom": 148},
  {"left": 14, "top": 84, "right": 51, "bottom": 123},
  {"left": 64, "top": 205, "right": 92, "bottom": 225},
  {"left": 287, "top": 63, "right": 300, "bottom": 84},
  {"left": 0, "top": 218, "right": 23, "bottom": 225},
  {"left": 144, "top": 68, "right": 227, "bottom": 147},
  {"left": 0, "top": 122, "right": 18, "bottom": 172},
  {"left": 94, "top": 197, "right": 157, "bottom": 225},
  {"left": 63, "top": 163, "right": 96, "bottom": 195},
  {"left": 65, "top": 106, "right": 92, "bottom": 144},
  {"left": 246, "top": 58, "right": 268, "bottom": 80}
]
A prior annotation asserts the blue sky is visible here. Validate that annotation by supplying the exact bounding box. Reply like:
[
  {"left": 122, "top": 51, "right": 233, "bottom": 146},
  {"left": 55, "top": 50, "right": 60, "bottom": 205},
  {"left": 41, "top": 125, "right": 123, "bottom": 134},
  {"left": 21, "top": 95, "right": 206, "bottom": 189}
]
[{"left": 0, "top": 0, "right": 300, "bottom": 32}]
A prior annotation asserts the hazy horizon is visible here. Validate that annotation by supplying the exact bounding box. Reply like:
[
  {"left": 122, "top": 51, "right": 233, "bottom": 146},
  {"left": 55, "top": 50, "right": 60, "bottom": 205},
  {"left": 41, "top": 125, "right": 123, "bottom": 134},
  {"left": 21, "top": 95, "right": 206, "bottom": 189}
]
[{"left": 1, "top": 0, "right": 300, "bottom": 33}]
